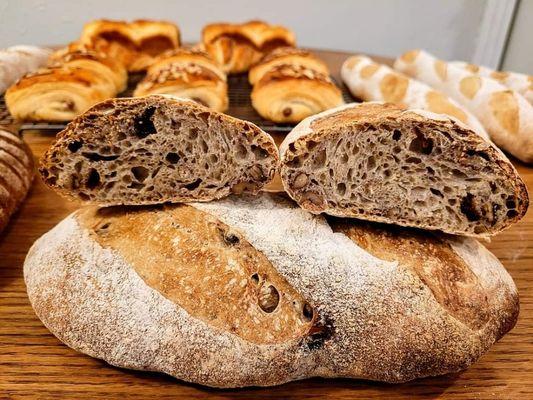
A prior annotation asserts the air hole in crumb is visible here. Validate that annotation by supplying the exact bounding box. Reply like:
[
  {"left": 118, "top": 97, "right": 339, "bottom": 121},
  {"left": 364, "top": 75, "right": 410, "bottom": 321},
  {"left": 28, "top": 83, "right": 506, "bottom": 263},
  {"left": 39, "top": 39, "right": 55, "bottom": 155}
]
[
  {"left": 251, "top": 145, "right": 269, "bottom": 159},
  {"left": 337, "top": 182, "right": 346, "bottom": 195},
  {"left": 86, "top": 169, "right": 100, "bottom": 189},
  {"left": 131, "top": 166, "right": 149, "bottom": 182},
  {"left": 507, "top": 209, "right": 518, "bottom": 218},
  {"left": 430, "top": 188, "right": 443, "bottom": 197},
  {"left": 409, "top": 129, "right": 433, "bottom": 155},
  {"left": 133, "top": 106, "right": 156, "bottom": 139},
  {"left": 258, "top": 285, "right": 280, "bottom": 313},
  {"left": 460, "top": 194, "right": 481, "bottom": 221},
  {"left": 303, "top": 303, "right": 314, "bottom": 322},
  {"left": 188, "top": 128, "right": 199, "bottom": 140},
  {"left": 506, "top": 197, "right": 516, "bottom": 209},
  {"left": 392, "top": 130, "right": 401, "bottom": 141},
  {"left": 68, "top": 140, "right": 83, "bottom": 153},
  {"left": 251, "top": 273, "right": 260, "bottom": 284},
  {"left": 368, "top": 156, "right": 376, "bottom": 169},
  {"left": 185, "top": 179, "right": 202, "bottom": 190},
  {"left": 166, "top": 152, "right": 180, "bottom": 164},
  {"left": 466, "top": 149, "right": 490, "bottom": 161}
]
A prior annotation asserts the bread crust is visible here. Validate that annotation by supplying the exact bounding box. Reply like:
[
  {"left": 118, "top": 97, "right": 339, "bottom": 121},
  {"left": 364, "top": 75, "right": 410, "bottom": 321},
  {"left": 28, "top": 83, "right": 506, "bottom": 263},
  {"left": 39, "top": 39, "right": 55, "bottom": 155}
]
[
  {"left": 279, "top": 102, "right": 528, "bottom": 237},
  {"left": 202, "top": 20, "right": 295, "bottom": 74},
  {"left": 134, "top": 49, "right": 228, "bottom": 112},
  {"left": 0, "top": 128, "right": 34, "bottom": 232},
  {"left": 24, "top": 193, "right": 519, "bottom": 387}
]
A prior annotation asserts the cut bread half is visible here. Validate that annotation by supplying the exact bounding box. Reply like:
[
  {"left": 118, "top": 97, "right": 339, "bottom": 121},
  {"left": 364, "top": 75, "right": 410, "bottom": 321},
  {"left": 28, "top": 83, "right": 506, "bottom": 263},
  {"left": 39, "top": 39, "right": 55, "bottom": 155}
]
[
  {"left": 280, "top": 102, "right": 528, "bottom": 237},
  {"left": 40, "top": 95, "right": 279, "bottom": 205}
]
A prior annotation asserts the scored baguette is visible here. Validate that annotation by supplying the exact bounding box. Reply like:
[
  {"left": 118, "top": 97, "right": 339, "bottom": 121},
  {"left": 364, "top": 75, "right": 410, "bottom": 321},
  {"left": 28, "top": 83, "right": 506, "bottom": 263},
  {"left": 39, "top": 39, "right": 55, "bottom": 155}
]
[
  {"left": 280, "top": 102, "right": 528, "bottom": 237},
  {"left": 394, "top": 50, "right": 533, "bottom": 163},
  {"left": 341, "top": 55, "right": 490, "bottom": 141},
  {"left": 39, "top": 95, "right": 279, "bottom": 205},
  {"left": 24, "top": 192, "right": 519, "bottom": 388}
]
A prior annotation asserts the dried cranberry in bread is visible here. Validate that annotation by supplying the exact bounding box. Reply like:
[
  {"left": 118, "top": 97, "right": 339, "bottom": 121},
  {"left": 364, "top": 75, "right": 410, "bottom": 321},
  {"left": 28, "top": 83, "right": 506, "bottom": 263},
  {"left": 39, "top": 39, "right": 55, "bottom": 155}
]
[{"left": 24, "top": 193, "right": 518, "bottom": 387}]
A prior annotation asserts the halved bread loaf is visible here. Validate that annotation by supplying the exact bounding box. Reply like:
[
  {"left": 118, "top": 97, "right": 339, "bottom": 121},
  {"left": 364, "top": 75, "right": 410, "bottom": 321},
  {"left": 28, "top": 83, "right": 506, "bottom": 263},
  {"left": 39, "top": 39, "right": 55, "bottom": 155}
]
[
  {"left": 24, "top": 193, "right": 518, "bottom": 387},
  {"left": 40, "top": 95, "right": 279, "bottom": 205},
  {"left": 280, "top": 102, "right": 528, "bottom": 237}
]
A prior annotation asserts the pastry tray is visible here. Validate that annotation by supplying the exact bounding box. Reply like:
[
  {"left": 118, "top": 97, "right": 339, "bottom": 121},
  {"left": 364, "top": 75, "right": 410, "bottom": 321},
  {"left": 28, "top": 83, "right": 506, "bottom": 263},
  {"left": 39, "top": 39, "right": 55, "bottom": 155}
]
[{"left": 0, "top": 73, "right": 355, "bottom": 134}]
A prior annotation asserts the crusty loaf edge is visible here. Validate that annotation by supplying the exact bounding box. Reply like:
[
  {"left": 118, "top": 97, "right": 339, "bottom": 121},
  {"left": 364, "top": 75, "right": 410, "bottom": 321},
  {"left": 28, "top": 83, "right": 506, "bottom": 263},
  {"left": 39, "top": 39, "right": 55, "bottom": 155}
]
[
  {"left": 279, "top": 102, "right": 529, "bottom": 237},
  {"left": 24, "top": 193, "right": 518, "bottom": 388}
]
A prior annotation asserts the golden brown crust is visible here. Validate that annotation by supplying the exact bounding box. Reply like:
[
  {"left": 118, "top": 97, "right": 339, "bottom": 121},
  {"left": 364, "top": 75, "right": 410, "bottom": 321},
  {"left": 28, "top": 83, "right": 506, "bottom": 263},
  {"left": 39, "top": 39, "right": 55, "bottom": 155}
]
[
  {"left": 80, "top": 19, "right": 181, "bottom": 71},
  {"left": 134, "top": 49, "right": 228, "bottom": 111},
  {"left": 202, "top": 20, "right": 295, "bottom": 74},
  {"left": 78, "top": 204, "right": 315, "bottom": 344}
]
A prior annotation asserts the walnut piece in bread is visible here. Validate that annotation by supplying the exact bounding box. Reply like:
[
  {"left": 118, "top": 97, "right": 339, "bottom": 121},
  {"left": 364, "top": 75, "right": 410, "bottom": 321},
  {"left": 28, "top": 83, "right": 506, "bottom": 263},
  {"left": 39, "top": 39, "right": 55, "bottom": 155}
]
[
  {"left": 24, "top": 193, "right": 519, "bottom": 387},
  {"left": 40, "top": 95, "right": 279, "bottom": 205},
  {"left": 280, "top": 102, "right": 528, "bottom": 237}
]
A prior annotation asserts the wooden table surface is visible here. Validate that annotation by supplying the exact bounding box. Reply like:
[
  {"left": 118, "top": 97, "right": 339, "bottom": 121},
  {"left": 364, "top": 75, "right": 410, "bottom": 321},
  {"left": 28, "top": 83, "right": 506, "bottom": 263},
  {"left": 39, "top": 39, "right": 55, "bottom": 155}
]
[{"left": 1, "top": 50, "right": 532, "bottom": 400}]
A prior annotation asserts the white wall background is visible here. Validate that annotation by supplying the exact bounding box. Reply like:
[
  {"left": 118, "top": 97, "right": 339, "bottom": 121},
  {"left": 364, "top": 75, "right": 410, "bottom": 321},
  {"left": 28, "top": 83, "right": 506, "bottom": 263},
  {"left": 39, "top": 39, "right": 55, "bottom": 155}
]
[{"left": 0, "top": 0, "right": 529, "bottom": 72}]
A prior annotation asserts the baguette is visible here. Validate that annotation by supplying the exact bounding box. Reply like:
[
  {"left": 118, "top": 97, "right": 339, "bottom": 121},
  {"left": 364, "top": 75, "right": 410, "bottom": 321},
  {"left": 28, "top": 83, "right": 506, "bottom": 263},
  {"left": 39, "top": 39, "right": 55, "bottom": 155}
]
[
  {"left": 451, "top": 61, "right": 533, "bottom": 105},
  {"left": 394, "top": 50, "right": 533, "bottom": 163},
  {"left": 39, "top": 95, "right": 279, "bottom": 205},
  {"left": 24, "top": 192, "right": 519, "bottom": 388},
  {"left": 341, "top": 55, "right": 489, "bottom": 141},
  {"left": 279, "top": 102, "right": 528, "bottom": 237}
]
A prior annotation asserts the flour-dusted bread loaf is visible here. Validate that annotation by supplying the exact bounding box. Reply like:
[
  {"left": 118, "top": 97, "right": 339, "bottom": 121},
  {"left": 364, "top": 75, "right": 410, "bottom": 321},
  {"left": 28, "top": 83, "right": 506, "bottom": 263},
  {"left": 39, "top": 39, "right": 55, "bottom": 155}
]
[
  {"left": 24, "top": 192, "right": 519, "bottom": 388},
  {"left": 134, "top": 49, "right": 228, "bottom": 112},
  {"left": 451, "top": 61, "right": 533, "bottom": 105},
  {"left": 0, "top": 45, "right": 51, "bottom": 93},
  {"left": 280, "top": 102, "right": 528, "bottom": 237},
  {"left": 249, "top": 47, "right": 329, "bottom": 85},
  {"left": 39, "top": 95, "right": 278, "bottom": 205},
  {"left": 202, "top": 20, "right": 296, "bottom": 74},
  {"left": 0, "top": 128, "right": 34, "bottom": 232},
  {"left": 394, "top": 50, "right": 533, "bottom": 163},
  {"left": 341, "top": 55, "right": 490, "bottom": 141},
  {"left": 80, "top": 19, "right": 181, "bottom": 72},
  {"left": 5, "top": 49, "right": 122, "bottom": 122}
]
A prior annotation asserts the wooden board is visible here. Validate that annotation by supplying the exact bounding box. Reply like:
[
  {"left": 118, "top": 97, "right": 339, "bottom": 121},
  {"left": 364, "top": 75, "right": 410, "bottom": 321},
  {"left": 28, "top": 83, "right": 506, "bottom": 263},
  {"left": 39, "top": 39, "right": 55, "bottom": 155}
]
[{"left": 1, "top": 50, "right": 532, "bottom": 399}]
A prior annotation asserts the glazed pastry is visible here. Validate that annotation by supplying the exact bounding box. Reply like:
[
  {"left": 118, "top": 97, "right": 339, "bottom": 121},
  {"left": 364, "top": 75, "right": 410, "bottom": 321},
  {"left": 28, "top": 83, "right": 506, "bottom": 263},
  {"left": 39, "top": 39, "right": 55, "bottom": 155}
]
[
  {"left": 251, "top": 63, "right": 344, "bottom": 123},
  {"left": 249, "top": 47, "right": 329, "bottom": 85},
  {"left": 134, "top": 49, "right": 228, "bottom": 112},
  {"left": 202, "top": 20, "right": 295, "bottom": 74},
  {"left": 341, "top": 55, "right": 489, "bottom": 141},
  {"left": 451, "top": 61, "right": 533, "bottom": 105},
  {"left": 0, "top": 45, "right": 51, "bottom": 93},
  {"left": 394, "top": 50, "right": 533, "bottom": 163},
  {"left": 5, "top": 50, "right": 122, "bottom": 121},
  {"left": 80, "top": 19, "right": 181, "bottom": 71}
]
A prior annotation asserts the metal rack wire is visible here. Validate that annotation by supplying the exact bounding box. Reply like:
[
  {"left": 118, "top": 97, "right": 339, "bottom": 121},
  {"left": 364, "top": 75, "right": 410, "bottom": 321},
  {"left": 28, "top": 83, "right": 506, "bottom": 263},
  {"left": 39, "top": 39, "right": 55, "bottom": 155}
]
[{"left": 0, "top": 73, "right": 355, "bottom": 134}]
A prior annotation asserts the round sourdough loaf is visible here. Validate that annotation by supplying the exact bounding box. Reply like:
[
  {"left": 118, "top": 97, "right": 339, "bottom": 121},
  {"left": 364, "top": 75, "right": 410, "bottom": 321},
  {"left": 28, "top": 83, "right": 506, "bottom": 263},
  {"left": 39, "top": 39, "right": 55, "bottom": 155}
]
[{"left": 24, "top": 193, "right": 518, "bottom": 388}]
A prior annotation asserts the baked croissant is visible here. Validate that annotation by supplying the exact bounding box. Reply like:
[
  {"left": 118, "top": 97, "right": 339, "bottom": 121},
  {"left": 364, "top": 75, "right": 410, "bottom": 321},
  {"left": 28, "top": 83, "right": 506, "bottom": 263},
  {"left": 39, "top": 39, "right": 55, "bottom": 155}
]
[
  {"left": 134, "top": 49, "right": 228, "bottom": 112},
  {"left": 202, "top": 20, "right": 295, "bottom": 74},
  {"left": 251, "top": 52, "right": 344, "bottom": 123},
  {"left": 80, "top": 19, "right": 181, "bottom": 71},
  {"left": 6, "top": 50, "right": 122, "bottom": 121},
  {"left": 249, "top": 47, "right": 329, "bottom": 85}
]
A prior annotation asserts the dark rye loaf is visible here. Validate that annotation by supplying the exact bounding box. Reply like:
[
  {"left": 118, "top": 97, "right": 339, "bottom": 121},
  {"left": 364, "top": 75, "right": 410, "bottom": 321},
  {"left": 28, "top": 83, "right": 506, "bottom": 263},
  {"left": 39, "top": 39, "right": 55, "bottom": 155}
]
[{"left": 24, "top": 193, "right": 518, "bottom": 388}]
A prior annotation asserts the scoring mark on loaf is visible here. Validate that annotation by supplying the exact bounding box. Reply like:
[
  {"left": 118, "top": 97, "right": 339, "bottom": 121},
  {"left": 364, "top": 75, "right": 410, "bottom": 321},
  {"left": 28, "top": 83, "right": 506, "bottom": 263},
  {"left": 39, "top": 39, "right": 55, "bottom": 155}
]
[
  {"left": 78, "top": 204, "right": 319, "bottom": 345},
  {"left": 328, "top": 218, "right": 490, "bottom": 330}
]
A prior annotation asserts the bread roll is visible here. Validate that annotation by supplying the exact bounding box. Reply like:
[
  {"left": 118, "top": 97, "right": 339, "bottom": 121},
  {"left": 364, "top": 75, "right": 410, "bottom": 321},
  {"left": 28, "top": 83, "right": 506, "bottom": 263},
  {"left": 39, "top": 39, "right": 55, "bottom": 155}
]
[
  {"left": 0, "top": 128, "right": 34, "bottom": 232},
  {"left": 202, "top": 20, "right": 295, "bottom": 74},
  {"left": 80, "top": 19, "right": 181, "bottom": 71},
  {"left": 134, "top": 49, "right": 228, "bottom": 112},
  {"left": 24, "top": 193, "right": 519, "bottom": 388},
  {"left": 5, "top": 49, "right": 123, "bottom": 122},
  {"left": 451, "top": 61, "right": 533, "bottom": 105},
  {"left": 0, "top": 45, "right": 51, "bottom": 93},
  {"left": 251, "top": 63, "right": 344, "bottom": 124},
  {"left": 394, "top": 50, "right": 533, "bottom": 163},
  {"left": 341, "top": 55, "right": 489, "bottom": 141},
  {"left": 249, "top": 47, "right": 329, "bottom": 85},
  {"left": 280, "top": 102, "right": 528, "bottom": 237},
  {"left": 39, "top": 95, "right": 279, "bottom": 205}
]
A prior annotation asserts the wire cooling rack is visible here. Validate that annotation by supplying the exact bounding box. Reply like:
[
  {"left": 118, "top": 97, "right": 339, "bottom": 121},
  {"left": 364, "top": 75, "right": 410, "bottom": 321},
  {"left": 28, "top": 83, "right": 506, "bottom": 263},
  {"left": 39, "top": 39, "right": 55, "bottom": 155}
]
[{"left": 0, "top": 73, "right": 355, "bottom": 134}]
